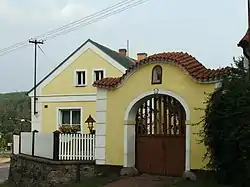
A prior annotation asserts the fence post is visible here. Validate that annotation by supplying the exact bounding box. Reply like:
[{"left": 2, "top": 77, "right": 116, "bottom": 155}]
[
  {"left": 32, "top": 130, "right": 38, "bottom": 156},
  {"left": 53, "top": 130, "right": 60, "bottom": 161}
]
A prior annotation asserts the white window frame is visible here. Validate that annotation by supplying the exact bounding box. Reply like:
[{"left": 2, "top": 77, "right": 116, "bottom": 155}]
[
  {"left": 74, "top": 69, "right": 87, "bottom": 87},
  {"left": 92, "top": 69, "right": 106, "bottom": 84},
  {"left": 57, "top": 107, "right": 83, "bottom": 133}
]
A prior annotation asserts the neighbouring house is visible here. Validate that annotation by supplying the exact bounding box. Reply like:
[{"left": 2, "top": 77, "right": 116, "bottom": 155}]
[
  {"left": 238, "top": 28, "right": 250, "bottom": 68},
  {"left": 26, "top": 39, "right": 231, "bottom": 176},
  {"left": 27, "top": 39, "right": 136, "bottom": 133}
]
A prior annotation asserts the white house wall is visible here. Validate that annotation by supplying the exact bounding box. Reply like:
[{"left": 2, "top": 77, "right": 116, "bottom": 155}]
[{"left": 31, "top": 97, "right": 42, "bottom": 132}]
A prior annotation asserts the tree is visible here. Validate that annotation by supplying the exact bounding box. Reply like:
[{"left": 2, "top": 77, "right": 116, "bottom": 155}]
[
  {"left": 198, "top": 57, "right": 250, "bottom": 186},
  {"left": 0, "top": 92, "right": 31, "bottom": 144}
]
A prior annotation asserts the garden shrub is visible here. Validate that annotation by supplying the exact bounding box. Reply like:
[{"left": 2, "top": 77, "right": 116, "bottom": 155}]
[{"left": 198, "top": 57, "right": 250, "bottom": 186}]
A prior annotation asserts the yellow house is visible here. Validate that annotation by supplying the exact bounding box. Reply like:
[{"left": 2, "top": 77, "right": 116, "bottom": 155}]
[
  {"left": 27, "top": 39, "right": 231, "bottom": 177},
  {"left": 27, "top": 39, "right": 136, "bottom": 133},
  {"left": 92, "top": 52, "right": 230, "bottom": 176}
]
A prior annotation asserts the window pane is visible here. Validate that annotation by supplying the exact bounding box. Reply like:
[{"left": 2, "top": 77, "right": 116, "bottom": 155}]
[
  {"left": 95, "top": 71, "right": 99, "bottom": 81},
  {"left": 100, "top": 71, "right": 104, "bottom": 79},
  {"left": 61, "top": 110, "right": 70, "bottom": 124},
  {"left": 95, "top": 71, "right": 104, "bottom": 81},
  {"left": 77, "top": 72, "right": 82, "bottom": 85},
  {"left": 72, "top": 110, "right": 80, "bottom": 124},
  {"left": 82, "top": 72, "right": 86, "bottom": 85}
]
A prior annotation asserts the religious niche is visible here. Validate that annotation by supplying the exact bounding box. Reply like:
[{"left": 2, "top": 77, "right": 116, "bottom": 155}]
[{"left": 151, "top": 65, "right": 162, "bottom": 84}]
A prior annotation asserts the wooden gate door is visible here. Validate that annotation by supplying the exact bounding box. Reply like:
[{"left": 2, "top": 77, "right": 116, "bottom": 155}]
[{"left": 135, "top": 94, "right": 186, "bottom": 176}]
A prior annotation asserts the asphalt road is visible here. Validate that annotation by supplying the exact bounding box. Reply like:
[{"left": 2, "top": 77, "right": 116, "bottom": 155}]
[{"left": 0, "top": 163, "right": 9, "bottom": 183}]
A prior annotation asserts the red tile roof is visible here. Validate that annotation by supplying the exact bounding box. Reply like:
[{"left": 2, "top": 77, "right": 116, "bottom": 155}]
[
  {"left": 238, "top": 29, "right": 250, "bottom": 59},
  {"left": 93, "top": 52, "right": 231, "bottom": 89},
  {"left": 238, "top": 29, "right": 250, "bottom": 48}
]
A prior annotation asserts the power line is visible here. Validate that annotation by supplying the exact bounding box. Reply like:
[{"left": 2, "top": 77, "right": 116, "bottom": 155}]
[
  {"left": 38, "top": 45, "right": 54, "bottom": 64},
  {"left": 0, "top": 0, "right": 149, "bottom": 56},
  {"left": 37, "top": 45, "right": 46, "bottom": 56},
  {"left": 35, "top": 0, "right": 138, "bottom": 40},
  {"left": 44, "top": 0, "right": 148, "bottom": 41},
  {"left": 0, "top": 41, "right": 29, "bottom": 53},
  {"left": 43, "top": 0, "right": 147, "bottom": 40},
  {"left": 0, "top": 0, "right": 148, "bottom": 55},
  {"left": 0, "top": 0, "right": 137, "bottom": 55},
  {"left": 0, "top": 44, "right": 30, "bottom": 57}
]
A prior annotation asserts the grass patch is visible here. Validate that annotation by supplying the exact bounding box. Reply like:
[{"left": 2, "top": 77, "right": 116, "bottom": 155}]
[{"left": 0, "top": 182, "right": 9, "bottom": 187}]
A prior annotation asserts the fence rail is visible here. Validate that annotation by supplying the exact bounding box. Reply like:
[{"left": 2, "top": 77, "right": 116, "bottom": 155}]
[{"left": 12, "top": 131, "right": 95, "bottom": 161}]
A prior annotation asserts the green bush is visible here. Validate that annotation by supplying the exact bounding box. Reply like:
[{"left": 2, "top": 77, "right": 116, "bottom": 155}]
[{"left": 198, "top": 57, "right": 250, "bottom": 186}]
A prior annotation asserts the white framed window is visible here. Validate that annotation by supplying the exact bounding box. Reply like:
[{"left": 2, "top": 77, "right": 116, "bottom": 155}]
[
  {"left": 57, "top": 108, "right": 82, "bottom": 132},
  {"left": 92, "top": 69, "right": 105, "bottom": 83},
  {"left": 75, "top": 69, "right": 87, "bottom": 86}
]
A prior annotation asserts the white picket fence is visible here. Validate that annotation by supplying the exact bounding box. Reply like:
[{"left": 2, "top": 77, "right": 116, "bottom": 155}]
[
  {"left": 59, "top": 134, "right": 95, "bottom": 160},
  {"left": 13, "top": 132, "right": 95, "bottom": 161}
]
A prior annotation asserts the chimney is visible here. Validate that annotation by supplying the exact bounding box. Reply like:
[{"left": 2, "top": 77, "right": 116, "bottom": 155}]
[
  {"left": 119, "top": 49, "right": 127, "bottom": 56},
  {"left": 137, "top": 53, "right": 147, "bottom": 61}
]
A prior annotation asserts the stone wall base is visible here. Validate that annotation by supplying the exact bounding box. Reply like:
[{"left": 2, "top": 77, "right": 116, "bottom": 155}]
[
  {"left": 8, "top": 154, "right": 122, "bottom": 187},
  {"left": 120, "top": 167, "right": 138, "bottom": 177}
]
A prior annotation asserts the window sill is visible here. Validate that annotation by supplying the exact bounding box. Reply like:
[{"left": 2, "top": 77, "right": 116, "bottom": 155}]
[{"left": 75, "top": 85, "right": 87, "bottom": 87}]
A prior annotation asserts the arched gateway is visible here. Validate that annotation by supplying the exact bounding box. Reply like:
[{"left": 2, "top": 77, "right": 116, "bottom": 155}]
[
  {"left": 93, "top": 52, "right": 228, "bottom": 177},
  {"left": 124, "top": 89, "right": 191, "bottom": 176},
  {"left": 135, "top": 94, "right": 186, "bottom": 175}
]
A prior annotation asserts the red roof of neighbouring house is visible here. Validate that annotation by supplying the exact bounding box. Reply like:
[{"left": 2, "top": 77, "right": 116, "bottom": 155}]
[
  {"left": 238, "top": 29, "right": 250, "bottom": 59},
  {"left": 238, "top": 29, "right": 250, "bottom": 48},
  {"left": 93, "top": 52, "right": 231, "bottom": 89}
]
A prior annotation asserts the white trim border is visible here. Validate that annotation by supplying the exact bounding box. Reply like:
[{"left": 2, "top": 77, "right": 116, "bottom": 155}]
[
  {"left": 38, "top": 95, "right": 96, "bottom": 103},
  {"left": 33, "top": 94, "right": 97, "bottom": 103},
  {"left": 124, "top": 89, "right": 190, "bottom": 121},
  {"left": 95, "top": 88, "right": 107, "bottom": 165}
]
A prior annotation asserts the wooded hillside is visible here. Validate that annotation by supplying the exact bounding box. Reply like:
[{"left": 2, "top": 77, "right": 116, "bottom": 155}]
[{"left": 0, "top": 92, "right": 31, "bottom": 142}]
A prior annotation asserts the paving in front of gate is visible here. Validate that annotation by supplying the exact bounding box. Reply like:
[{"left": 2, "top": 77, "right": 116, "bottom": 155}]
[{"left": 103, "top": 174, "right": 180, "bottom": 187}]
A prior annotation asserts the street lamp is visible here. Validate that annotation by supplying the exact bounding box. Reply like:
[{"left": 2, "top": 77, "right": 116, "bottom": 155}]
[{"left": 85, "top": 115, "right": 96, "bottom": 134}]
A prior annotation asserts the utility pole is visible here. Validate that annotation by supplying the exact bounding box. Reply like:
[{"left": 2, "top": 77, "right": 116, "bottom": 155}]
[{"left": 29, "top": 39, "right": 44, "bottom": 115}]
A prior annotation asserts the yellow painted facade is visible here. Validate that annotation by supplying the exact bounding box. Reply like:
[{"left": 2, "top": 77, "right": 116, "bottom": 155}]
[
  {"left": 42, "top": 49, "right": 122, "bottom": 95},
  {"left": 41, "top": 101, "right": 95, "bottom": 133},
  {"left": 40, "top": 48, "right": 123, "bottom": 133},
  {"left": 105, "top": 63, "right": 215, "bottom": 169}
]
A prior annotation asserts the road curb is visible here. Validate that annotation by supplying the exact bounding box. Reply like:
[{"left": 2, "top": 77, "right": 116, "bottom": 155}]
[
  {"left": 0, "top": 161, "right": 10, "bottom": 165},
  {"left": 0, "top": 162, "right": 10, "bottom": 169}
]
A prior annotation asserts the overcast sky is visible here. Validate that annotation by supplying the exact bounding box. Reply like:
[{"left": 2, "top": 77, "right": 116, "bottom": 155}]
[{"left": 0, "top": 0, "right": 247, "bottom": 93}]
